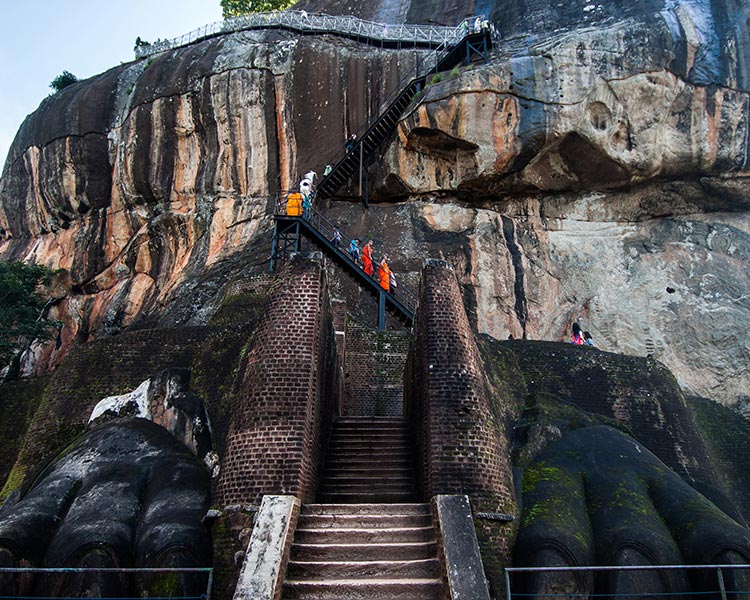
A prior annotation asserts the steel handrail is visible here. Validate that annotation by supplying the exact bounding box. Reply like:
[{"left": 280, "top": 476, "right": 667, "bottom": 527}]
[
  {"left": 274, "top": 192, "right": 418, "bottom": 315},
  {"left": 315, "top": 25, "right": 483, "bottom": 198}
]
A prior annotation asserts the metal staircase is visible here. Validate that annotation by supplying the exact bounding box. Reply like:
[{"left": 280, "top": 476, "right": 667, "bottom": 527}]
[
  {"left": 270, "top": 200, "right": 417, "bottom": 329},
  {"left": 315, "top": 29, "right": 492, "bottom": 204}
]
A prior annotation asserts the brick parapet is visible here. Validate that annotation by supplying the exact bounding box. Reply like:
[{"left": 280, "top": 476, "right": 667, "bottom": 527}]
[{"left": 217, "top": 259, "right": 337, "bottom": 506}]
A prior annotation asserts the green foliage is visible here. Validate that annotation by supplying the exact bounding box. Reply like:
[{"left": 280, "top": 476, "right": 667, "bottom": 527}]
[
  {"left": 0, "top": 261, "right": 57, "bottom": 369},
  {"left": 221, "top": 0, "right": 297, "bottom": 18},
  {"left": 449, "top": 65, "right": 460, "bottom": 78},
  {"left": 134, "top": 36, "right": 150, "bottom": 49},
  {"left": 428, "top": 73, "right": 444, "bottom": 85},
  {"left": 49, "top": 70, "right": 78, "bottom": 93}
]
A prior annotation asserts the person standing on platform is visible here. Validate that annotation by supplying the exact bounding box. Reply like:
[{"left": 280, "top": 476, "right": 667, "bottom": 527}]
[
  {"left": 571, "top": 322, "right": 584, "bottom": 345},
  {"left": 362, "top": 240, "right": 375, "bottom": 277},
  {"left": 378, "top": 255, "right": 391, "bottom": 292}
]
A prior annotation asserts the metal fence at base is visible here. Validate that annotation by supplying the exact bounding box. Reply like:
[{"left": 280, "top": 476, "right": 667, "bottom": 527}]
[
  {"left": 0, "top": 566, "right": 213, "bottom": 600},
  {"left": 505, "top": 564, "right": 750, "bottom": 600}
]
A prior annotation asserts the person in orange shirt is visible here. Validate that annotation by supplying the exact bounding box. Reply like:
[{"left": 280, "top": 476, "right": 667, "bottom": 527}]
[
  {"left": 378, "top": 255, "right": 391, "bottom": 292},
  {"left": 362, "top": 240, "right": 375, "bottom": 277}
]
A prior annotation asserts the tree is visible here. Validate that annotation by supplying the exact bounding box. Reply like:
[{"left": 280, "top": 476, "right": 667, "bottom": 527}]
[
  {"left": 49, "top": 70, "right": 79, "bottom": 93},
  {"left": 134, "top": 36, "right": 150, "bottom": 50},
  {"left": 0, "top": 261, "right": 58, "bottom": 374},
  {"left": 220, "top": 0, "right": 297, "bottom": 18}
]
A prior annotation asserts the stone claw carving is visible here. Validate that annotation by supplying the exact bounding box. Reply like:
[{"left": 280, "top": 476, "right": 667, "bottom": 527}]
[
  {"left": 0, "top": 419, "right": 211, "bottom": 597},
  {"left": 515, "top": 425, "right": 750, "bottom": 598}
]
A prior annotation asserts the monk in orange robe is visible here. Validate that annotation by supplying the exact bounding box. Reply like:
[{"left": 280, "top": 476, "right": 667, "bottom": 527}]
[
  {"left": 286, "top": 192, "right": 303, "bottom": 216},
  {"left": 378, "top": 256, "right": 391, "bottom": 292},
  {"left": 362, "top": 240, "right": 374, "bottom": 276}
]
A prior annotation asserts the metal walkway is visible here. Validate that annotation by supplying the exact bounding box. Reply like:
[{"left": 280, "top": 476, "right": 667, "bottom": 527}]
[
  {"left": 135, "top": 10, "right": 467, "bottom": 59},
  {"left": 314, "top": 29, "right": 492, "bottom": 205},
  {"left": 270, "top": 198, "right": 417, "bottom": 329}
]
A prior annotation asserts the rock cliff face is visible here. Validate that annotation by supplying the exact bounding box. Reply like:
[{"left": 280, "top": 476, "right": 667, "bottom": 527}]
[{"left": 0, "top": 1, "right": 748, "bottom": 410}]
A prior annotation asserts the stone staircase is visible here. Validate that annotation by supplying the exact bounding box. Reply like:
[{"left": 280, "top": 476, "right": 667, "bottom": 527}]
[
  {"left": 281, "top": 416, "right": 445, "bottom": 599},
  {"left": 319, "top": 416, "right": 417, "bottom": 502}
]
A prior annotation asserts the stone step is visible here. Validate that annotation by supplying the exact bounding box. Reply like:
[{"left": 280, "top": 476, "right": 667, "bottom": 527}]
[
  {"left": 333, "top": 417, "right": 407, "bottom": 425},
  {"left": 302, "top": 503, "right": 430, "bottom": 516},
  {"left": 298, "top": 513, "right": 432, "bottom": 529},
  {"left": 286, "top": 558, "right": 441, "bottom": 579},
  {"left": 320, "top": 475, "right": 414, "bottom": 486},
  {"left": 325, "top": 447, "right": 412, "bottom": 457},
  {"left": 282, "top": 577, "right": 442, "bottom": 600},
  {"left": 325, "top": 463, "right": 415, "bottom": 479},
  {"left": 316, "top": 491, "right": 418, "bottom": 503},
  {"left": 294, "top": 526, "right": 435, "bottom": 544},
  {"left": 291, "top": 541, "right": 438, "bottom": 561},
  {"left": 327, "top": 438, "right": 410, "bottom": 447},
  {"left": 323, "top": 458, "right": 413, "bottom": 469},
  {"left": 330, "top": 429, "right": 409, "bottom": 437},
  {"left": 325, "top": 448, "right": 413, "bottom": 458}
]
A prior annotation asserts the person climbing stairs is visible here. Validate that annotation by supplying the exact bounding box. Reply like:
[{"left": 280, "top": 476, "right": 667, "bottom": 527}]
[{"left": 271, "top": 203, "right": 418, "bottom": 329}]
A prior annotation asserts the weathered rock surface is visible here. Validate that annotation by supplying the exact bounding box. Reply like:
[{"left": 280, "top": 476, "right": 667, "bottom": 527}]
[
  {"left": 0, "top": 0, "right": 748, "bottom": 412},
  {"left": 0, "top": 30, "right": 422, "bottom": 373}
]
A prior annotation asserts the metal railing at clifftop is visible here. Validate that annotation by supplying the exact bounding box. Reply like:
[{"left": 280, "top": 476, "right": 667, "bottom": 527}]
[{"left": 135, "top": 10, "right": 465, "bottom": 59}]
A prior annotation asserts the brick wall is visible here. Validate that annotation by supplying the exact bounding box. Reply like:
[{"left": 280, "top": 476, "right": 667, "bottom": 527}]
[
  {"left": 216, "top": 259, "right": 338, "bottom": 506},
  {"left": 406, "top": 259, "right": 518, "bottom": 584},
  {"left": 343, "top": 318, "right": 411, "bottom": 416},
  {"left": 0, "top": 376, "right": 50, "bottom": 488},
  {"left": 407, "top": 259, "right": 515, "bottom": 504}
]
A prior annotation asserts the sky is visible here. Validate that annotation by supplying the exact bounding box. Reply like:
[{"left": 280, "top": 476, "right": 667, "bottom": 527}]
[{"left": 0, "top": 0, "right": 224, "bottom": 170}]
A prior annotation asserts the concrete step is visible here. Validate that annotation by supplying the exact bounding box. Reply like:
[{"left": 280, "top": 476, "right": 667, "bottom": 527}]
[
  {"left": 294, "top": 526, "right": 435, "bottom": 544},
  {"left": 282, "top": 578, "right": 442, "bottom": 600},
  {"left": 286, "top": 558, "right": 440, "bottom": 579},
  {"left": 298, "top": 513, "right": 432, "bottom": 529},
  {"left": 291, "top": 541, "right": 438, "bottom": 561},
  {"left": 302, "top": 503, "right": 430, "bottom": 516}
]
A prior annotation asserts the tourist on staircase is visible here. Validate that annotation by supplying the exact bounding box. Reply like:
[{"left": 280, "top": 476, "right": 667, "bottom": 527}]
[
  {"left": 300, "top": 177, "right": 313, "bottom": 219},
  {"left": 362, "top": 240, "right": 375, "bottom": 277},
  {"left": 378, "top": 255, "right": 391, "bottom": 292},
  {"left": 349, "top": 238, "right": 360, "bottom": 264}
]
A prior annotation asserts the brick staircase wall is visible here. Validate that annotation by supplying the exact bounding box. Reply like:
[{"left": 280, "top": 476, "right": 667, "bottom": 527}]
[
  {"left": 406, "top": 259, "right": 518, "bottom": 592},
  {"left": 342, "top": 318, "right": 411, "bottom": 416},
  {"left": 216, "top": 259, "right": 339, "bottom": 506}
]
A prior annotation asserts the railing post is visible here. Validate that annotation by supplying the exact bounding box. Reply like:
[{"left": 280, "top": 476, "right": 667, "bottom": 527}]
[
  {"left": 717, "top": 567, "right": 728, "bottom": 600},
  {"left": 269, "top": 220, "right": 279, "bottom": 272},
  {"left": 505, "top": 568, "right": 512, "bottom": 600},
  {"left": 378, "top": 292, "right": 386, "bottom": 330},
  {"left": 359, "top": 142, "right": 364, "bottom": 200}
]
